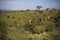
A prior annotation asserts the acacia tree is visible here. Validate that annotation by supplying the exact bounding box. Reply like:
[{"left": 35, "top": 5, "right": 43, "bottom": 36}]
[
  {"left": 46, "top": 8, "right": 49, "bottom": 11},
  {"left": 36, "top": 6, "right": 42, "bottom": 10},
  {"left": 0, "top": 10, "right": 1, "bottom": 11}
]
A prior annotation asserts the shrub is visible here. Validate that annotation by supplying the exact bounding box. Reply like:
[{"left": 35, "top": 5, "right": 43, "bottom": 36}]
[
  {"left": 38, "top": 10, "right": 43, "bottom": 14},
  {"left": 54, "top": 12, "right": 60, "bottom": 27},
  {"left": 23, "top": 23, "right": 35, "bottom": 33},
  {"left": 33, "top": 26, "right": 45, "bottom": 34},
  {"left": 26, "top": 9, "right": 30, "bottom": 11},
  {"left": 7, "top": 16, "right": 10, "bottom": 18},
  {"left": 12, "top": 16, "right": 15, "bottom": 19},
  {"left": 45, "top": 24, "right": 53, "bottom": 32},
  {"left": 0, "top": 21, "right": 7, "bottom": 40}
]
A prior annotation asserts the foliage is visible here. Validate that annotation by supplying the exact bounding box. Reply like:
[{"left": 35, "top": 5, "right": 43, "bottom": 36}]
[
  {"left": 0, "top": 10, "right": 60, "bottom": 40},
  {"left": 0, "top": 21, "right": 7, "bottom": 40}
]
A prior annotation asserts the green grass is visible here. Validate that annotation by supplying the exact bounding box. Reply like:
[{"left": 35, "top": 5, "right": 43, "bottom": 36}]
[{"left": 0, "top": 10, "right": 60, "bottom": 40}]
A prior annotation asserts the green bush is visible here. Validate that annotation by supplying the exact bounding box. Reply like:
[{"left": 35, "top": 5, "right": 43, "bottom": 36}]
[{"left": 0, "top": 21, "right": 7, "bottom": 40}]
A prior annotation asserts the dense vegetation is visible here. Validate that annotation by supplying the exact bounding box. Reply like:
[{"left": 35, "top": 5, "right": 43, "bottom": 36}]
[{"left": 0, "top": 10, "right": 60, "bottom": 40}]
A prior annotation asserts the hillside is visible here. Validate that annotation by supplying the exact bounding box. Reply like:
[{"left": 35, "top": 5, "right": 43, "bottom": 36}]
[{"left": 0, "top": 10, "right": 60, "bottom": 40}]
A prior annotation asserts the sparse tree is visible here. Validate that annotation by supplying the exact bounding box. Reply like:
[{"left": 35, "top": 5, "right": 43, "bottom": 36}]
[
  {"left": 46, "top": 8, "right": 49, "bottom": 11},
  {"left": 36, "top": 6, "right": 42, "bottom": 10},
  {"left": 26, "top": 9, "right": 30, "bottom": 11},
  {"left": 52, "top": 8, "right": 56, "bottom": 11},
  {"left": 0, "top": 10, "right": 2, "bottom": 12}
]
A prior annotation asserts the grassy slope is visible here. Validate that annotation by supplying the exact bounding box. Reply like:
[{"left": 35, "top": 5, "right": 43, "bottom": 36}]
[{"left": 0, "top": 10, "right": 60, "bottom": 40}]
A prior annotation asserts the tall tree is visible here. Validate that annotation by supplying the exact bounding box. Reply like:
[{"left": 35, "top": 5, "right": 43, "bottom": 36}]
[{"left": 36, "top": 6, "right": 42, "bottom": 10}]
